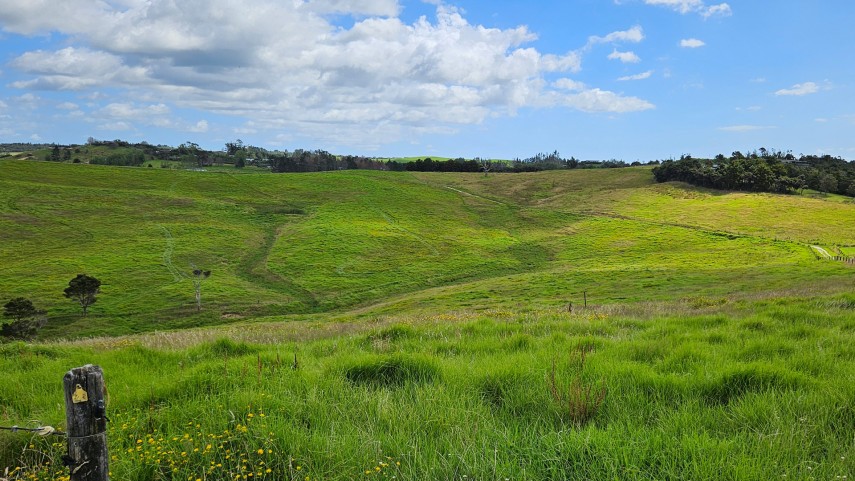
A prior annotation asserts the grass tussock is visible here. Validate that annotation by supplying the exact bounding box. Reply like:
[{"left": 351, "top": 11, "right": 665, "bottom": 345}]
[
  {"left": 548, "top": 348, "right": 607, "bottom": 427},
  {"left": 343, "top": 354, "right": 440, "bottom": 387}
]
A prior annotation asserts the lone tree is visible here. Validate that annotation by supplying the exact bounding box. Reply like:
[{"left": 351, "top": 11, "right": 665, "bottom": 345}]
[
  {"left": 2, "top": 297, "right": 46, "bottom": 339},
  {"left": 64, "top": 274, "right": 101, "bottom": 317},
  {"left": 478, "top": 157, "right": 493, "bottom": 177},
  {"left": 191, "top": 268, "right": 211, "bottom": 311}
]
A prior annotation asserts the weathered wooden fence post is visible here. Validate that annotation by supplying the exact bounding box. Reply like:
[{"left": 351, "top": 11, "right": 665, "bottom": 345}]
[{"left": 63, "top": 365, "right": 109, "bottom": 481}]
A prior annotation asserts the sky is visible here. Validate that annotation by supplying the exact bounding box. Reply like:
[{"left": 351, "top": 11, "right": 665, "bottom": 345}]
[{"left": 0, "top": 0, "right": 853, "bottom": 161}]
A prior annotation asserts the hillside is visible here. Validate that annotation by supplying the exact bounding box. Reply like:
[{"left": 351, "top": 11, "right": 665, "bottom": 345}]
[
  {"left": 0, "top": 159, "right": 853, "bottom": 338},
  {"left": 2, "top": 159, "right": 854, "bottom": 480}
]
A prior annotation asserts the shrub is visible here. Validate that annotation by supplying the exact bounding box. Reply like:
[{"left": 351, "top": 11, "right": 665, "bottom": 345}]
[{"left": 1, "top": 298, "right": 46, "bottom": 340}]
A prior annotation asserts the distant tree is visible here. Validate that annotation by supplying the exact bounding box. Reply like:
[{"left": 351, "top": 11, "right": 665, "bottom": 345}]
[
  {"left": 2, "top": 297, "right": 46, "bottom": 339},
  {"left": 191, "top": 268, "right": 211, "bottom": 311},
  {"left": 225, "top": 139, "right": 244, "bottom": 156},
  {"left": 818, "top": 174, "right": 838, "bottom": 193},
  {"left": 63, "top": 274, "right": 101, "bottom": 317},
  {"left": 478, "top": 157, "right": 492, "bottom": 177},
  {"left": 235, "top": 150, "right": 247, "bottom": 168},
  {"left": 847, "top": 182, "right": 855, "bottom": 198}
]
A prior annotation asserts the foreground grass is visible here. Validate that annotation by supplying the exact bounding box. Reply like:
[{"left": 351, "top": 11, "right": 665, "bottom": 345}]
[{"left": 2, "top": 295, "right": 853, "bottom": 480}]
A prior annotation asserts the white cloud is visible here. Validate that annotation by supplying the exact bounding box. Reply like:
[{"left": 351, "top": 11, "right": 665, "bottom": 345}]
[
  {"left": 618, "top": 70, "right": 653, "bottom": 81},
  {"left": 56, "top": 102, "right": 79, "bottom": 110},
  {"left": 553, "top": 78, "right": 586, "bottom": 91},
  {"left": 10, "top": 47, "right": 148, "bottom": 90},
  {"left": 814, "top": 118, "right": 828, "bottom": 123},
  {"left": 562, "top": 89, "right": 654, "bottom": 113},
  {"left": 188, "top": 120, "right": 209, "bottom": 133},
  {"left": 0, "top": 1, "right": 655, "bottom": 146},
  {"left": 642, "top": 0, "right": 731, "bottom": 18},
  {"left": 774, "top": 82, "right": 819, "bottom": 96},
  {"left": 680, "top": 38, "right": 705, "bottom": 48},
  {"left": 304, "top": 0, "right": 400, "bottom": 16},
  {"left": 644, "top": 0, "right": 703, "bottom": 14},
  {"left": 702, "top": 3, "right": 731, "bottom": 18},
  {"left": 608, "top": 50, "right": 641, "bottom": 63},
  {"left": 588, "top": 25, "right": 644, "bottom": 46},
  {"left": 100, "top": 103, "right": 171, "bottom": 119},
  {"left": 717, "top": 125, "right": 775, "bottom": 132}
]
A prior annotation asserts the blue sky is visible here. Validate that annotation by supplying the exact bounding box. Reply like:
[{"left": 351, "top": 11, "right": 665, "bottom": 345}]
[{"left": 0, "top": 0, "right": 853, "bottom": 161}]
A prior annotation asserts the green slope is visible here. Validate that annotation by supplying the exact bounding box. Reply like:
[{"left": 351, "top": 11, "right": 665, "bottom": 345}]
[{"left": 1, "top": 160, "right": 852, "bottom": 338}]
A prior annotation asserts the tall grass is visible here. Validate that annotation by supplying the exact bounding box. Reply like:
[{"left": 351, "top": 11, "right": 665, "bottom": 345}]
[{"left": 1, "top": 295, "right": 853, "bottom": 480}]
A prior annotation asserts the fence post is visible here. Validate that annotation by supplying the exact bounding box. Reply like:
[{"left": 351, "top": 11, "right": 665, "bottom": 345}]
[{"left": 63, "top": 365, "right": 109, "bottom": 481}]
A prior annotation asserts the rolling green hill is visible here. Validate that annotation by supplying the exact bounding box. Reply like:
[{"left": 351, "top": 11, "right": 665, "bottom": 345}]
[
  {"left": 2, "top": 159, "right": 854, "bottom": 480},
  {"left": 1, "top": 159, "right": 853, "bottom": 338}
]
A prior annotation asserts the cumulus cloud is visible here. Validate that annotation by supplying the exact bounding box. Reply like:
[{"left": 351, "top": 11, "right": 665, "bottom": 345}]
[
  {"left": 608, "top": 50, "right": 641, "bottom": 63},
  {"left": 774, "top": 82, "right": 819, "bottom": 96},
  {"left": 680, "top": 38, "right": 705, "bottom": 48},
  {"left": 618, "top": 70, "right": 653, "bottom": 81},
  {"left": 642, "top": 0, "right": 731, "bottom": 18},
  {"left": 0, "top": 1, "right": 655, "bottom": 145}
]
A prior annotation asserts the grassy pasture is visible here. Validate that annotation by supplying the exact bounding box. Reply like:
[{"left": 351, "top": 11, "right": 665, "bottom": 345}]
[
  {"left": 1, "top": 160, "right": 854, "bottom": 338},
  {"left": 1, "top": 159, "right": 854, "bottom": 480},
  {"left": 1, "top": 295, "right": 853, "bottom": 480}
]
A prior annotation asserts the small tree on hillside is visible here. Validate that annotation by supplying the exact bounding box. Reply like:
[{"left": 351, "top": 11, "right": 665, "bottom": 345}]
[
  {"left": 191, "top": 268, "right": 211, "bottom": 311},
  {"left": 2, "top": 297, "right": 47, "bottom": 339},
  {"left": 478, "top": 157, "right": 493, "bottom": 177},
  {"left": 63, "top": 274, "right": 101, "bottom": 317}
]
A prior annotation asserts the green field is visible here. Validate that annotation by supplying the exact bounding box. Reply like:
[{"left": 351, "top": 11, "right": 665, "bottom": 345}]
[
  {"left": 2, "top": 296, "right": 854, "bottom": 480},
  {"left": 1, "top": 159, "right": 854, "bottom": 480},
  {"left": 1, "top": 160, "right": 853, "bottom": 338}
]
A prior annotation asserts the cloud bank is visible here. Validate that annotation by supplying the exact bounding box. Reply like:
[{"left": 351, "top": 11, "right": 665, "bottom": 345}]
[{"left": 0, "top": 1, "right": 654, "bottom": 146}]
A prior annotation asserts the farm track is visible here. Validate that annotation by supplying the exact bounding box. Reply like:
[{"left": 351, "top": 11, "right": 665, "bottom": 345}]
[
  {"left": 159, "top": 226, "right": 184, "bottom": 282},
  {"left": 443, "top": 186, "right": 508, "bottom": 206},
  {"left": 236, "top": 218, "right": 319, "bottom": 309},
  {"left": 579, "top": 210, "right": 774, "bottom": 242}
]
